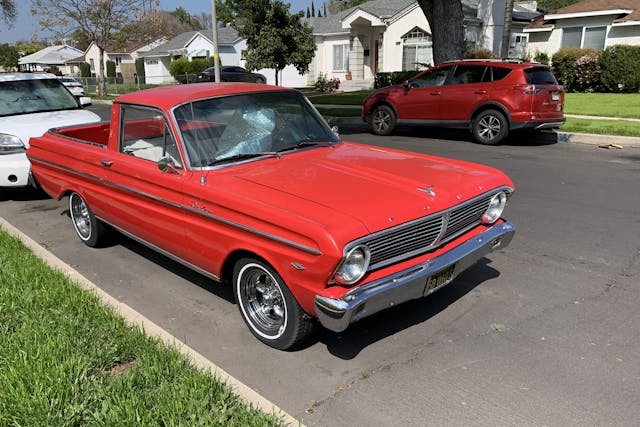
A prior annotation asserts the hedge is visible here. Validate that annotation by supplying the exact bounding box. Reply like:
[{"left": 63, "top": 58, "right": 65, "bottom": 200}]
[{"left": 374, "top": 70, "right": 420, "bottom": 88}]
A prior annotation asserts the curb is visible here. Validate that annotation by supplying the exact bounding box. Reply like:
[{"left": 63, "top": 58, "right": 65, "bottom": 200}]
[{"left": 0, "top": 217, "right": 302, "bottom": 427}]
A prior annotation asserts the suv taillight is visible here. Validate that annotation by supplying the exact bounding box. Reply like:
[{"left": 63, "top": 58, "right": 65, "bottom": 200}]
[{"left": 514, "top": 84, "right": 542, "bottom": 94}]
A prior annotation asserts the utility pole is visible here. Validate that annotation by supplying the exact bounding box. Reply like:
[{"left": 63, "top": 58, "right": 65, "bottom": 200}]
[
  {"left": 501, "top": 0, "right": 514, "bottom": 59},
  {"left": 210, "top": 0, "right": 221, "bottom": 82}
]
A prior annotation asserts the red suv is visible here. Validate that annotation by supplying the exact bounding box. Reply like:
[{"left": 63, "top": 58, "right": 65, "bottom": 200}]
[{"left": 362, "top": 59, "right": 565, "bottom": 145}]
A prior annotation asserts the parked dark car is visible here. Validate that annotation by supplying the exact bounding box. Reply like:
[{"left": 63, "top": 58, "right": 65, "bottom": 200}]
[
  {"left": 362, "top": 59, "right": 565, "bottom": 145},
  {"left": 197, "top": 66, "right": 267, "bottom": 84}
]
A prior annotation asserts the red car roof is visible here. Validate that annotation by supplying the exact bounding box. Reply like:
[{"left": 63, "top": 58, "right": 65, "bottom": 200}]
[{"left": 115, "top": 82, "right": 289, "bottom": 110}]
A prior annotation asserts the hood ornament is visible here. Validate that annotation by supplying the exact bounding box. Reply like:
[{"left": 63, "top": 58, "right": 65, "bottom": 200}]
[{"left": 417, "top": 186, "right": 436, "bottom": 196}]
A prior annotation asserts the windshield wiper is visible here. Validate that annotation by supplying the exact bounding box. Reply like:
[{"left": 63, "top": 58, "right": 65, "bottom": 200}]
[
  {"left": 277, "top": 141, "right": 331, "bottom": 153},
  {"left": 207, "top": 152, "right": 280, "bottom": 166}
]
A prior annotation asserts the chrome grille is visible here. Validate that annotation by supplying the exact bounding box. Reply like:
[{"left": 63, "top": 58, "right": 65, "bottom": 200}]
[{"left": 354, "top": 189, "right": 509, "bottom": 271}]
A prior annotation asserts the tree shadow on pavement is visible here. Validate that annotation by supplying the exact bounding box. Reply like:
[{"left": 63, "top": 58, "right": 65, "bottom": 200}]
[{"left": 316, "top": 258, "right": 501, "bottom": 359}]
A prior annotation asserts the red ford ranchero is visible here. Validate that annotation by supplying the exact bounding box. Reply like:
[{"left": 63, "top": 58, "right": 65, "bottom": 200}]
[{"left": 27, "top": 83, "right": 516, "bottom": 350}]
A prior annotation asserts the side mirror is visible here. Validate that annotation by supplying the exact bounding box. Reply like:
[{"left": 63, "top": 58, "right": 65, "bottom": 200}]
[
  {"left": 78, "top": 96, "right": 92, "bottom": 107},
  {"left": 331, "top": 125, "right": 340, "bottom": 137},
  {"left": 158, "top": 156, "right": 180, "bottom": 174}
]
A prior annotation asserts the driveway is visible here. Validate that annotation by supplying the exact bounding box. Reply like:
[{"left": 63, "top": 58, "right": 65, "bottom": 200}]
[{"left": 2, "top": 109, "right": 639, "bottom": 425}]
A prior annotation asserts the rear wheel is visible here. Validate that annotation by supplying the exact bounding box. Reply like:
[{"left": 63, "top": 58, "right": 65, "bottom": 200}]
[
  {"left": 370, "top": 105, "right": 397, "bottom": 136},
  {"left": 472, "top": 109, "right": 508, "bottom": 145},
  {"left": 233, "top": 257, "right": 315, "bottom": 350},
  {"left": 255, "top": 77, "right": 265, "bottom": 84},
  {"left": 69, "top": 192, "right": 108, "bottom": 247}
]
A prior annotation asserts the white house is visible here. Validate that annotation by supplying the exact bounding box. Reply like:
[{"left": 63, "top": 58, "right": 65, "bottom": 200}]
[
  {"left": 525, "top": 0, "right": 640, "bottom": 57},
  {"left": 140, "top": 28, "right": 245, "bottom": 84},
  {"left": 82, "top": 38, "right": 166, "bottom": 82},
  {"left": 18, "top": 45, "right": 84, "bottom": 74},
  {"left": 308, "top": 0, "right": 538, "bottom": 87}
]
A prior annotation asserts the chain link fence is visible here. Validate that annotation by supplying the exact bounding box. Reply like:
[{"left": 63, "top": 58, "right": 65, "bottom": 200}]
[{"left": 76, "top": 75, "right": 193, "bottom": 96}]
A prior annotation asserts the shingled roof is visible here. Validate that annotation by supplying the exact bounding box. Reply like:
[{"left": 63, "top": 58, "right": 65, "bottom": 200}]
[
  {"left": 141, "top": 27, "right": 242, "bottom": 58},
  {"left": 526, "top": 0, "right": 640, "bottom": 30}
]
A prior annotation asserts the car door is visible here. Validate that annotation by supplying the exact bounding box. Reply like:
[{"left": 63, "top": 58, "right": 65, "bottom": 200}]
[
  {"left": 395, "top": 65, "right": 453, "bottom": 122},
  {"left": 100, "top": 104, "right": 188, "bottom": 258},
  {"left": 438, "top": 64, "right": 490, "bottom": 123}
]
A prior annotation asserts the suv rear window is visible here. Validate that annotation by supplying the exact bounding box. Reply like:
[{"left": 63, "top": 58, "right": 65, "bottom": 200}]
[
  {"left": 524, "top": 67, "right": 558, "bottom": 85},
  {"left": 490, "top": 67, "right": 512, "bottom": 82}
]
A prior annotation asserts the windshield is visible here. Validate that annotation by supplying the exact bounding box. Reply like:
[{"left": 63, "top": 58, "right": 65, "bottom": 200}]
[
  {"left": 173, "top": 91, "right": 340, "bottom": 168},
  {"left": 0, "top": 78, "right": 80, "bottom": 117}
]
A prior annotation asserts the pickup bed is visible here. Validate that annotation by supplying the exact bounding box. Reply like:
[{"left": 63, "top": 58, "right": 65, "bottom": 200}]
[{"left": 28, "top": 83, "right": 515, "bottom": 350}]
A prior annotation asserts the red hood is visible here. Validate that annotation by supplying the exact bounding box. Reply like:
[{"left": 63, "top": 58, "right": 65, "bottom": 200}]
[{"left": 225, "top": 142, "right": 513, "bottom": 237}]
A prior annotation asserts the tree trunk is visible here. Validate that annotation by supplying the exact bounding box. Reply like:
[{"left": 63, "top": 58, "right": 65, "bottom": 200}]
[
  {"left": 416, "top": 0, "right": 465, "bottom": 65},
  {"left": 274, "top": 69, "right": 279, "bottom": 86},
  {"left": 98, "top": 47, "right": 107, "bottom": 96},
  {"left": 501, "top": 0, "right": 514, "bottom": 58}
]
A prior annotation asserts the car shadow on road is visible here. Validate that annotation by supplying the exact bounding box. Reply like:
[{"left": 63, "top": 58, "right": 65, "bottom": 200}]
[
  {"left": 337, "top": 124, "right": 559, "bottom": 147},
  {"left": 316, "top": 258, "right": 501, "bottom": 360},
  {"left": 0, "top": 186, "right": 50, "bottom": 202}
]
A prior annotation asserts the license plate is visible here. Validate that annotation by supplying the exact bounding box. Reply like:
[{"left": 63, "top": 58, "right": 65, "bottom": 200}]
[
  {"left": 426, "top": 264, "right": 455, "bottom": 293},
  {"left": 551, "top": 92, "right": 560, "bottom": 101}
]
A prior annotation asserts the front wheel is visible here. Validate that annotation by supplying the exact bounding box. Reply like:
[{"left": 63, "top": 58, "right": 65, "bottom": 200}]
[
  {"left": 472, "top": 109, "right": 508, "bottom": 145},
  {"left": 369, "top": 105, "right": 397, "bottom": 136},
  {"left": 233, "top": 258, "right": 315, "bottom": 350},
  {"left": 69, "top": 192, "right": 108, "bottom": 247}
]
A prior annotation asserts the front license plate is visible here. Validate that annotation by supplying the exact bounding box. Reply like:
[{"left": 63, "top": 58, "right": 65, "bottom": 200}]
[{"left": 425, "top": 264, "right": 456, "bottom": 293}]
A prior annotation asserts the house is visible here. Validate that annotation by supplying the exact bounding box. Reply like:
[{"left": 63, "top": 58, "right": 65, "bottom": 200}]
[
  {"left": 82, "top": 38, "right": 166, "bottom": 83},
  {"left": 18, "top": 45, "right": 84, "bottom": 74},
  {"left": 140, "top": 28, "right": 244, "bottom": 84},
  {"left": 307, "top": 0, "right": 538, "bottom": 87},
  {"left": 525, "top": 0, "right": 640, "bottom": 57}
]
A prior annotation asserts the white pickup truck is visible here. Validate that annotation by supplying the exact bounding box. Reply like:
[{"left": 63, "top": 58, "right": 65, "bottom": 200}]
[{"left": 0, "top": 73, "right": 100, "bottom": 188}]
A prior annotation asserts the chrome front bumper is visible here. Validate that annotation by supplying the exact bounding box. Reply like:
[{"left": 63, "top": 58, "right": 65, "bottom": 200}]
[{"left": 314, "top": 221, "right": 515, "bottom": 332}]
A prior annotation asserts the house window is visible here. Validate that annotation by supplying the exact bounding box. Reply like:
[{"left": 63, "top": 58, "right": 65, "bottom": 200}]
[
  {"left": 402, "top": 27, "right": 432, "bottom": 71},
  {"left": 89, "top": 58, "right": 95, "bottom": 71},
  {"left": 114, "top": 56, "right": 122, "bottom": 65},
  {"left": 561, "top": 26, "right": 607, "bottom": 50},
  {"left": 333, "top": 44, "right": 349, "bottom": 71},
  {"left": 146, "top": 59, "right": 158, "bottom": 65},
  {"left": 584, "top": 27, "right": 606, "bottom": 50}
]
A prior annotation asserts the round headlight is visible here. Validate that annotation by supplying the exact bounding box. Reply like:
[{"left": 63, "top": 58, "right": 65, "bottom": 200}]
[
  {"left": 482, "top": 191, "right": 508, "bottom": 224},
  {"left": 334, "top": 245, "right": 371, "bottom": 285}
]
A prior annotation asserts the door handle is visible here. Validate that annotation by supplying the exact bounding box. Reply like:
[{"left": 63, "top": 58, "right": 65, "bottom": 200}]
[
  {"left": 100, "top": 159, "right": 113, "bottom": 167},
  {"left": 430, "top": 91, "right": 441, "bottom": 96},
  {"left": 474, "top": 90, "right": 487, "bottom": 94}
]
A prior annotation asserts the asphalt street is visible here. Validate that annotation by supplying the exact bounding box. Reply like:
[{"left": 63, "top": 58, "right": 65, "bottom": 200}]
[{"left": 1, "top": 103, "right": 639, "bottom": 426}]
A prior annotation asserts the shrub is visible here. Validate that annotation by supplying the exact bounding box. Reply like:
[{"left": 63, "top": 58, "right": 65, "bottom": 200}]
[
  {"left": 48, "top": 65, "right": 62, "bottom": 76},
  {"left": 106, "top": 60, "right": 116, "bottom": 78},
  {"left": 187, "top": 58, "right": 209, "bottom": 75},
  {"left": 468, "top": 49, "right": 499, "bottom": 59},
  {"left": 79, "top": 62, "right": 91, "bottom": 77},
  {"left": 374, "top": 71, "right": 419, "bottom": 89},
  {"left": 135, "top": 58, "right": 145, "bottom": 77},
  {"left": 573, "top": 52, "right": 600, "bottom": 92},
  {"left": 533, "top": 51, "right": 550, "bottom": 65},
  {"left": 314, "top": 73, "right": 340, "bottom": 92},
  {"left": 552, "top": 48, "right": 599, "bottom": 92},
  {"left": 599, "top": 45, "right": 640, "bottom": 93},
  {"left": 169, "top": 58, "right": 190, "bottom": 83}
]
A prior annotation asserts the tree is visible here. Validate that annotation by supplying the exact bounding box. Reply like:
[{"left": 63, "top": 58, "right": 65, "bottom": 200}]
[
  {"left": 0, "top": 43, "right": 19, "bottom": 70},
  {"left": 171, "top": 6, "right": 202, "bottom": 30},
  {"left": 234, "top": 0, "right": 315, "bottom": 85},
  {"left": 500, "top": 0, "right": 514, "bottom": 58},
  {"left": 416, "top": 0, "right": 464, "bottom": 64},
  {"left": 31, "top": 0, "right": 145, "bottom": 96},
  {"left": 537, "top": 0, "right": 581, "bottom": 11},
  {"left": 327, "top": 0, "right": 367, "bottom": 14},
  {"left": 1, "top": 0, "right": 16, "bottom": 26}
]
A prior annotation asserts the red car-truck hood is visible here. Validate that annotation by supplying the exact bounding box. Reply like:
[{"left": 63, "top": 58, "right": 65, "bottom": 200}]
[{"left": 229, "top": 142, "right": 513, "bottom": 235}]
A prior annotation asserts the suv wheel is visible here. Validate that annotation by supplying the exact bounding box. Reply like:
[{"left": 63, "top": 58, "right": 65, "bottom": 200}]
[
  {"left": 472, "top": 109, "right": 508, "bottom": 145},
  {"left": 370, "top": 105, "right": 396, "bottom": 136}
]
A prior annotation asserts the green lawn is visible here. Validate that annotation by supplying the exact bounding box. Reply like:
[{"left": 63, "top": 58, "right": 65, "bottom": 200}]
[
  {"left": 308, "top": 90, "right": 371, "bottom": 105},
  {"left": 564, "top": 93, "right": 640, "bottom": 118},
  {"left": 0, "top": 230, "right": 284, "bottom": 426},
  {"left": 562, "top": 117, "right": 640, "bottom": 137}
]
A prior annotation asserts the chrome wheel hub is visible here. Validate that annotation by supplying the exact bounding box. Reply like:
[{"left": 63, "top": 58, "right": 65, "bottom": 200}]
[
  {"left": 70, "top": 195, "right": 91, "bottom": 239},
  {"left": 478, "top": 116, "right": 501, "bottom": 141},
  {"left": 239, "top": 265, "right": 286, "bottom": 337}
]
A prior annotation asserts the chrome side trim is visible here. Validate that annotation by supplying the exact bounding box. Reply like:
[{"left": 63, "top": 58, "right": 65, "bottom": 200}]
[
  {"left": 98, "top": 218, "right": 221, "bottom": 282},
  {"left": 28, "top": 156, "right": 322, "bottom": 256},
  {"left": 315, "top": 221, "right": 515, "bottom": 332}
]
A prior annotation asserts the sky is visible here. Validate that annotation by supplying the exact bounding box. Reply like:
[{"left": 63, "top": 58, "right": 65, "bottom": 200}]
[{"left": 0, "top": 0, "right": 315, "bottom": 44}]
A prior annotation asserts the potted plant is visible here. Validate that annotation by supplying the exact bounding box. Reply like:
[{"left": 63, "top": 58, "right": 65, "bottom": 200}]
[{"left": 345, "top": 70, "right": 352, "bottom": 80}]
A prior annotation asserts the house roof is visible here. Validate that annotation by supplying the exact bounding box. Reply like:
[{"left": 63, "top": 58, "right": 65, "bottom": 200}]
[
  {"left": 526, "top": 0, "right": 640, "bottom": 31},
  {"left": 141, "top": 27, "right": 242, "bottom": 58},
  {"left": 18, "top": 45, "right": 84, "bottom": 65},
  {"left": 308, "top": 0, "right": 514, "bottom": 35}
]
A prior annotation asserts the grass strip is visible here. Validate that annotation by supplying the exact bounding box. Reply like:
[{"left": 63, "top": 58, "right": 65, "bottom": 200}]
[
  {"left": 0, "top": 230, "right": 284, "bottom": 426},
  {"left": 317, "top": 107, "right": 363, "bottom": 117},
  {"left": 308, "top": 90, "right": 370, "bottom": 105},
  {"left": 562, "top": 117, "right": 640, "bottom": 137}
]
